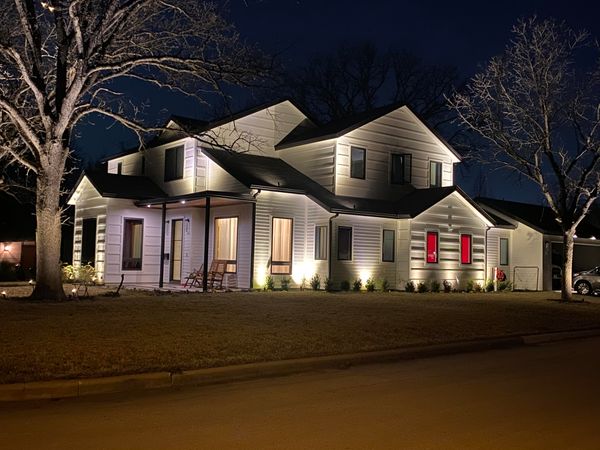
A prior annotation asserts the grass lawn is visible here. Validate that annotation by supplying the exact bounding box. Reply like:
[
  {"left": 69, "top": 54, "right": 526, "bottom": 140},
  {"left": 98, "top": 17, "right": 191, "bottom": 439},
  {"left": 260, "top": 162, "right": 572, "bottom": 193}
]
[{"left": 1, "top": 286, "right": 599, "bottom": 384}]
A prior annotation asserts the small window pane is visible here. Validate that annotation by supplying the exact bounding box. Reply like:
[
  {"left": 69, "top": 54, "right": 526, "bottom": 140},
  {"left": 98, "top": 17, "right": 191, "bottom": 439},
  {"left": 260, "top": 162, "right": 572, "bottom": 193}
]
[
  {"left": 351, "top": 147, "right": 366, "bottom": 179},
  {"left": 338, "top": 227, "right": 352, "bottom": 260},
  {"left": 382, "top": 229, "right": 395, "bottom": 262},
  {"left": 430, "top": 161, "right": 442, "bottom": 187},
  {"left": 164, "top": 146, "right": 184, "bottom": 181},
  {"left": 215, "top": 217, "right": 238, "bottom": 273},
  {"left": 500, "top": 238, "right": 509, "bottom": 266},
  {"left": 272, "top": 218, "right": 293, "bottom": 274},
  {"left": 426, "top": 231, "right": 438, "bottom": 263},
  {"left": 391, "top": 154, "right": 411, "bottom": 185},
  {"left": 461, "top": 234, "right": 472, "bottom": 264},
  {"left": 314, "top": 226, "right": 327, "bottom": 260},
  {"left": 117, "top": 162, "right": 122, "bottom": 175},
  {"left": 123, "top": 219, "right": 143, "bottom": 270}
]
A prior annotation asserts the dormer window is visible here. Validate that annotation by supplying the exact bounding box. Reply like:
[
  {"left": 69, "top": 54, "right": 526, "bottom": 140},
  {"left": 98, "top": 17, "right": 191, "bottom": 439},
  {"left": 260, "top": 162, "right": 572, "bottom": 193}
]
[
  {"left": 164, "top": 145, "right": 184, "bottom": 182},
  {"left": 391, "top": 154, "right": 411, "bottom": 185},
  {"left": 350, "top": 146, "right": 366, "bottom": 179}
]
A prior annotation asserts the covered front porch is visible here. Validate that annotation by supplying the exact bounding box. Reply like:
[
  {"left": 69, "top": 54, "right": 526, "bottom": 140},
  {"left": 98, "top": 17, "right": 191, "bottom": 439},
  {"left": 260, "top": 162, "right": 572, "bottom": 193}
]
[{"left": 135, "top": 191, "right": 256, "bottom": 291}]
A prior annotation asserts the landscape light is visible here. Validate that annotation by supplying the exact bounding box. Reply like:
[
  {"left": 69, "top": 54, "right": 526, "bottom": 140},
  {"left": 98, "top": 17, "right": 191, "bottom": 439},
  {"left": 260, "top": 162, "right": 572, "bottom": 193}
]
[
  {"left": 1, "top": 291, "right": 6, "bottom": 299},
  {"left": 3, "top": 244, "right": 10, "bottom": 252},
  {"left": 28, "top": 279, "right": 34, "bottom": 285},
  {"left": 181, "top": 200, "right": 186, "bottom": 205}
]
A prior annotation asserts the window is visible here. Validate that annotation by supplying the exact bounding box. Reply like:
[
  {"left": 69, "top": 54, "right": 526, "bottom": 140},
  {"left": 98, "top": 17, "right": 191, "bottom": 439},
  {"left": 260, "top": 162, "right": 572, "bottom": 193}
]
[
  {"left": 271, "top": 218, "right": 293, "bottom": 274},
  {"left": 382, "top": 229, "right": 395, "bottom": 262},
  {"left": 391, "top": 154, "right": 411, "bottom": 185},
  {"left": 81, "top": 218, "right": 97, "bottom": 266},
  {"left": 426, "top": 231, "right": 438, "bottom": 263},
  {"left": 214, "top": 217, "right": 238, "bottom": 273},
  {"left": 164, "top": 145, "right": 184, "bottom": 181},
  {"left": 429, "top": 161, "right": 442, "bottom": 187},
  {"left": 500, "top": 238, "right": 509, "bottom": 266},
  {"left": 122, "top": 219, "right": 143, "bottom": 270},
  {"left": 460, "top": 234, "right": 472, "bottom": 264},
  {"left": 350, "top": 146, "right": 366, "bottom": 179},
  {"left": 314, "top": 226, "right": 327, "bottom": 260},
  {"left": 338, "top": 226, "right": 352, "bottom": 260},
  {"left": 116, "top": 162, "right": 123, "bottom": 175}
]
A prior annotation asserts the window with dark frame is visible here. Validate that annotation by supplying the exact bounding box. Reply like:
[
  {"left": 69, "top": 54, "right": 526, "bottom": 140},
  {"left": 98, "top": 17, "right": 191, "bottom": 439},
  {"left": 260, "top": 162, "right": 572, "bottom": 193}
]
[
  {"left": 426, "top": 231, "right": 438, "bottom": 263},
  {"left": 164, "top": 145, "right": 184, "bottom": 181},
  {"left": 460, "top": 234, "right": 472, "bottom": 264},
  {"left": 122, "top": 219, "right": 143, "bottom": 270},
  {"left": 382, "top": 229, "right": 395, "bottom": 262},
  {"left": 338, "top": 226, "right": 353, "bottom": 260},
  {"left": 271, "top": 217, "right": 293, "bottom": 274},
  {"left": 500, "top": 238, "right": 509, "bottom": 265},
  {"left": 391, "top": 154, "right": 411, "bottom": 185},
  {"left": 350, "top": 146, "right": 366, "bottom": 179},
  {"left": 314, "top": 226, "right": 327, "bottom": 260},
  {"left": 429, "top": 161, "right": 442, "bottom": 187}
]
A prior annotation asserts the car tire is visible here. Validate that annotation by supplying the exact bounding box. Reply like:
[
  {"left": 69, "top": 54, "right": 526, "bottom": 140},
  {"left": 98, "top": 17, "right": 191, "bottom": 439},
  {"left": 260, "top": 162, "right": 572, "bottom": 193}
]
[{"left": 575, "top": 281, "right": 592, "bottom": 295}]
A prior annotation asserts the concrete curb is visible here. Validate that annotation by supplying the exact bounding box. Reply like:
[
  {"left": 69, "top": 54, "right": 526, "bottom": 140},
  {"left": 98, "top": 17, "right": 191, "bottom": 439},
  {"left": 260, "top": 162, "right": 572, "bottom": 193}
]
[{"left": 2, "top": 328, "right": 600, "bottom": 402}]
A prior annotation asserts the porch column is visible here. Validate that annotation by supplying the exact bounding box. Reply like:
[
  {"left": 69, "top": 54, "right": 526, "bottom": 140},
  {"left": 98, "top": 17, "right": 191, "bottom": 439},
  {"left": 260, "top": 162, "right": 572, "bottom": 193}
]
[
  {"left": 202, "top": 197, "right": 211, "bottom": 292},
  {"left": 159, "top": 202, "right": 166, "bottom": 288},
  {"left": 249, "top": 202, "right": 256, "bottom": 289}
]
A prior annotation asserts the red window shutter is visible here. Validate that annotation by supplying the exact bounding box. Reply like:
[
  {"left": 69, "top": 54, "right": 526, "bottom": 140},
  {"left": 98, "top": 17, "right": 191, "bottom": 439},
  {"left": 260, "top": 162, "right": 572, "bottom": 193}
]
[
  {"left": 461, "top": 234, "right": 472, "bottom": 264},
  {"left": 426, "top": 232, "right": 438, "bottom": 263}
]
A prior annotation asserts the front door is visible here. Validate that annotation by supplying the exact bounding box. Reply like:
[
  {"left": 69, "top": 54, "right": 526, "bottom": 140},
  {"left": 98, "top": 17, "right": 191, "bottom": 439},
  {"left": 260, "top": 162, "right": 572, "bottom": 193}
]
[{"left": 170, "top": 219, "right": 183, "bottom": 281}]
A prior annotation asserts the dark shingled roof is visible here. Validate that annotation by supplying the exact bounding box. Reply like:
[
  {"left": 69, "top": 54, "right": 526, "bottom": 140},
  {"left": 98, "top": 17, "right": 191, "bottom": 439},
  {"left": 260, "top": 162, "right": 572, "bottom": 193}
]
[
  {"left": 82, "top": 171, "right": 167, "bottom": 200},
  {"left": 202, "top": 148, "right": 487, "bottom": 220},
  {"left": 476, "top": 197, "right": 600, "bottom": 238}
]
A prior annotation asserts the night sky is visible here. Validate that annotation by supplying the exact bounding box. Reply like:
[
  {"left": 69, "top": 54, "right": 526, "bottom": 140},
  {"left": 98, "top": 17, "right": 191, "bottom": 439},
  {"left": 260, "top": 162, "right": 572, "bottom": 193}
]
[{"left": 76, "top": 0, "right": 600, "bottom": 203}]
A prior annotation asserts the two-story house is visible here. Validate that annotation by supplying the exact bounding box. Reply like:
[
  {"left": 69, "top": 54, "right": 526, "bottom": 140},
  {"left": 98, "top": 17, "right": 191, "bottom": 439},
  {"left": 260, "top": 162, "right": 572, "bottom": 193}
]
[{"left": 68, "top": 99, "right": 498, "bottom": 290}]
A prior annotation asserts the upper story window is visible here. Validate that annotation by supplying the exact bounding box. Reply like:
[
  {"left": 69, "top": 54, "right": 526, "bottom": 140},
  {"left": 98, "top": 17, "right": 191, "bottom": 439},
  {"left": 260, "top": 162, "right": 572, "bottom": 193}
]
[
  {"left": 391, "top": 154, "right": 411, "bottom": 185},
  {"left": 429, "top": 161, "right": 442, "bottom": 187},
  {"left": 350, "top": 146, "right": 366, "bottom": 179},
  {"left": 164, "top": 145, "right": 184, "bottom": 182}
]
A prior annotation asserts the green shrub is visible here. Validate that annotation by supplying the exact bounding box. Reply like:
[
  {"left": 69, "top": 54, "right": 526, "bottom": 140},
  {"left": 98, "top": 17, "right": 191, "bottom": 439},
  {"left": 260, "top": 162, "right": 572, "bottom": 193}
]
[
  {"left": 485, "top": 279, "right": 495, "bottom": 292},
  {"left": 473, "top": 282, "right": 483, "bottom": 293},
  {"left": 340, "top": 280, "right": 351, "bottom": 291},
  {"left": 466, "top": 279, "right": 474, "bottom": 293},
  {"left": 443, "top": 280, "right": 452, "bottom": 293},
  {"left": 280, "top": 277, "right": 290, "bottom": 291},
  {"left": 498, "top": 280, "right": 513, "bottom": 291},
  {"left": 380, "top": 278, "right": 390, "bottom": 292},
  {"left": 324, "top": 277, "right": 334, "bottom": 292},
  {"left": 405, "top": 281, "right": 415, "bottom": 293},
  {"left": 430, "top": 280, "right": 441, "bottom": 293},
  {"left": 365, "top": 277, "right": 376, "bottom": 292},
  {"left": 264, "top": 275, "right": 274, "bottom": 291},
  {"left": 417, "top": 281, "right": 429, "bottom": 293},
  {"left": 352, "top": 278, "right": 362, "bottom": 291},
  {"left": 61, "top": 264, "right": 96, "bottom": 284},
  {"left": 310, "top": 274, "right": 321, "bottom": 291}
]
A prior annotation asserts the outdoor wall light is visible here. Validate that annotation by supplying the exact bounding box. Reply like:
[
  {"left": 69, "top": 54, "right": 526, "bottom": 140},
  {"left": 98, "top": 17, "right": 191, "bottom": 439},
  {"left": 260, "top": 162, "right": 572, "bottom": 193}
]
[
  {"left": 180, "top": 200, "right": 186, "bottom": 205},
  {"left": 28, "top": 279, "right": 34, "bottom": 286}
]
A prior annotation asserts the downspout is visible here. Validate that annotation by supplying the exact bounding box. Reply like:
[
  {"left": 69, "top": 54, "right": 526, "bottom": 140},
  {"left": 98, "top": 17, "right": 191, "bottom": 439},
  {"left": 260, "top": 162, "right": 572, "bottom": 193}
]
[
  {"left": 159, "top": 203, "right": 166, "bottom": 288},
  {"left": 249, "top": 189, "right": 261, "bottom": 290},
  {"left": 328, "top": 213, "right": 339, "bottom": 284},
  {"left": 484, "top": 225, "right": 491, "bottom": 289}
]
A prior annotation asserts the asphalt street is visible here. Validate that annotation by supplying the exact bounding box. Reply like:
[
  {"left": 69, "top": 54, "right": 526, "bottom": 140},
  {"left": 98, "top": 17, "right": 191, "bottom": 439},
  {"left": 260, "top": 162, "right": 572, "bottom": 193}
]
[{"left": 2, "top": 337, "right": 600, "bottom": 449}]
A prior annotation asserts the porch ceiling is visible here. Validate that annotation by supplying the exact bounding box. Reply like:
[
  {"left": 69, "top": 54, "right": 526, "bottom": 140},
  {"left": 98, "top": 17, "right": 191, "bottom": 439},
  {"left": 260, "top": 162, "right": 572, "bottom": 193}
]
[{"left": 135, "top": 190, "right": 255, "bottom": 209}]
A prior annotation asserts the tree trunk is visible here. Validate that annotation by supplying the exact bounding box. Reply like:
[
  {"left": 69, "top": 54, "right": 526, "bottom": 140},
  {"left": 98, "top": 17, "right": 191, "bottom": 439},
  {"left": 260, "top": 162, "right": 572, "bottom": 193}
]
[
  {"left": 30, "top": 155, "right": 66, "bottom": 301},
  {"left": 561, "top": 230, "right": 575, "bottom": 302}
]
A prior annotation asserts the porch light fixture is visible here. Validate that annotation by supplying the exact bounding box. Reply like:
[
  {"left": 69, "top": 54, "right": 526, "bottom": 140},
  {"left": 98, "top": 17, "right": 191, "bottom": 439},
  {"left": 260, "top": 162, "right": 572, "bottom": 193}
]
[
  {"left": 180, "top": 200, "right": 186, "bottom": 205},
  {"left": 28, "top": 279, "right": 34, "bottom": 286},
  {"left": 147, "top": 204, "right": 151, "bottom": 208}
]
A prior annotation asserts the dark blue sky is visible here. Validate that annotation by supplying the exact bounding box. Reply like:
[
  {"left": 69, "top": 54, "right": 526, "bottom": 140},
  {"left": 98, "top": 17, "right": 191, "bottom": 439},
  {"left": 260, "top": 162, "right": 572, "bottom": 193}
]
[{"left": 77, "top": 0, "right": 600, "bottom": 203}]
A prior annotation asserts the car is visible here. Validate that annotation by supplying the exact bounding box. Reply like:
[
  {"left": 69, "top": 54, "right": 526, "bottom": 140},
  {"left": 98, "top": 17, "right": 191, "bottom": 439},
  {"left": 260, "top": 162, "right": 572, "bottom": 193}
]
[{"left": 573, "top": 266, "right": 600, "bottom": 295}]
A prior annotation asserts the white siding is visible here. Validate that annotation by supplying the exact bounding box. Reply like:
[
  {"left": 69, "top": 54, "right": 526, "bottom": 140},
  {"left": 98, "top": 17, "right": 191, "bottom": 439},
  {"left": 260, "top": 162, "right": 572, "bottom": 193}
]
[
  {"left": 329, "top": 215, "right": 398, "bottom": 289},
  {"left": 254, "top": 191, "right": 330, "bottom": 289},
  {"left": 409, "top": 193, "right": 487, "bottom": 289},
  {"left": 144, "top": 138, "right": 196, "bottom": 196},
  {"left": 486, "top": 227, "right": 512, "bottom": 282},
  {"left": 335, "top": 106, "right": 455, "bottom": 199},
  {"left": 206, "top": 158, "right": 248, "bottom": 193},
  {"left": 278, "top": 141, "right": 336, "bottom": 192},
  {"left": 107, "top": 152, "right": 143, "bottom": 175}
]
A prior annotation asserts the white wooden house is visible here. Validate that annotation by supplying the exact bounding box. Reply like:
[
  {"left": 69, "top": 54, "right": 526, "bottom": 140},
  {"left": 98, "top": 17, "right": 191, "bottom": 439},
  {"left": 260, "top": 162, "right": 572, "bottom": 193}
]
[{"left": 69, "top": 99, "right": 504, "bottom": 291}]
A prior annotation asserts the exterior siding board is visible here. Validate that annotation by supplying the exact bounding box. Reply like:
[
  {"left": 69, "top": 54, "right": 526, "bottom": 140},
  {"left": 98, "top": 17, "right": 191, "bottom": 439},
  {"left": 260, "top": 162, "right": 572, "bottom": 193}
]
[{"left": 279, "top": 142, "right": 336, "bottom": 192}]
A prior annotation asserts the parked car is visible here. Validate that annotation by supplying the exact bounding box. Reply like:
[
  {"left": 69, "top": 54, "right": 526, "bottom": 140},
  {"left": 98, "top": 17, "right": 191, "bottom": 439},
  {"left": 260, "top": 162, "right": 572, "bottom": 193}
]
[{"left": 573, "top": 266, "right": 600, "bottom": 295}]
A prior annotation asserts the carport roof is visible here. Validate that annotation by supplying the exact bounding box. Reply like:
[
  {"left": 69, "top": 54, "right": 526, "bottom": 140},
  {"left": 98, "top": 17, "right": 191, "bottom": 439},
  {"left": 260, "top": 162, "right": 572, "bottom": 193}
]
[{"left": 476, "top": 197, "right": 600, "bottom": 238}]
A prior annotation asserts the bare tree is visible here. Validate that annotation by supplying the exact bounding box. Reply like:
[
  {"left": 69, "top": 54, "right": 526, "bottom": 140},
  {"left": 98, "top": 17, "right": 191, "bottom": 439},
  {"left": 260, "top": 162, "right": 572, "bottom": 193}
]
[
  {"left": 0, "top": 0, "right": 268, "bottom": 300},
  {"left": 287, "top": 42, "right": 459, "bottom": 129},
  {"left": 450, "top": 17, "right": 600, "bottom": 302}
]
